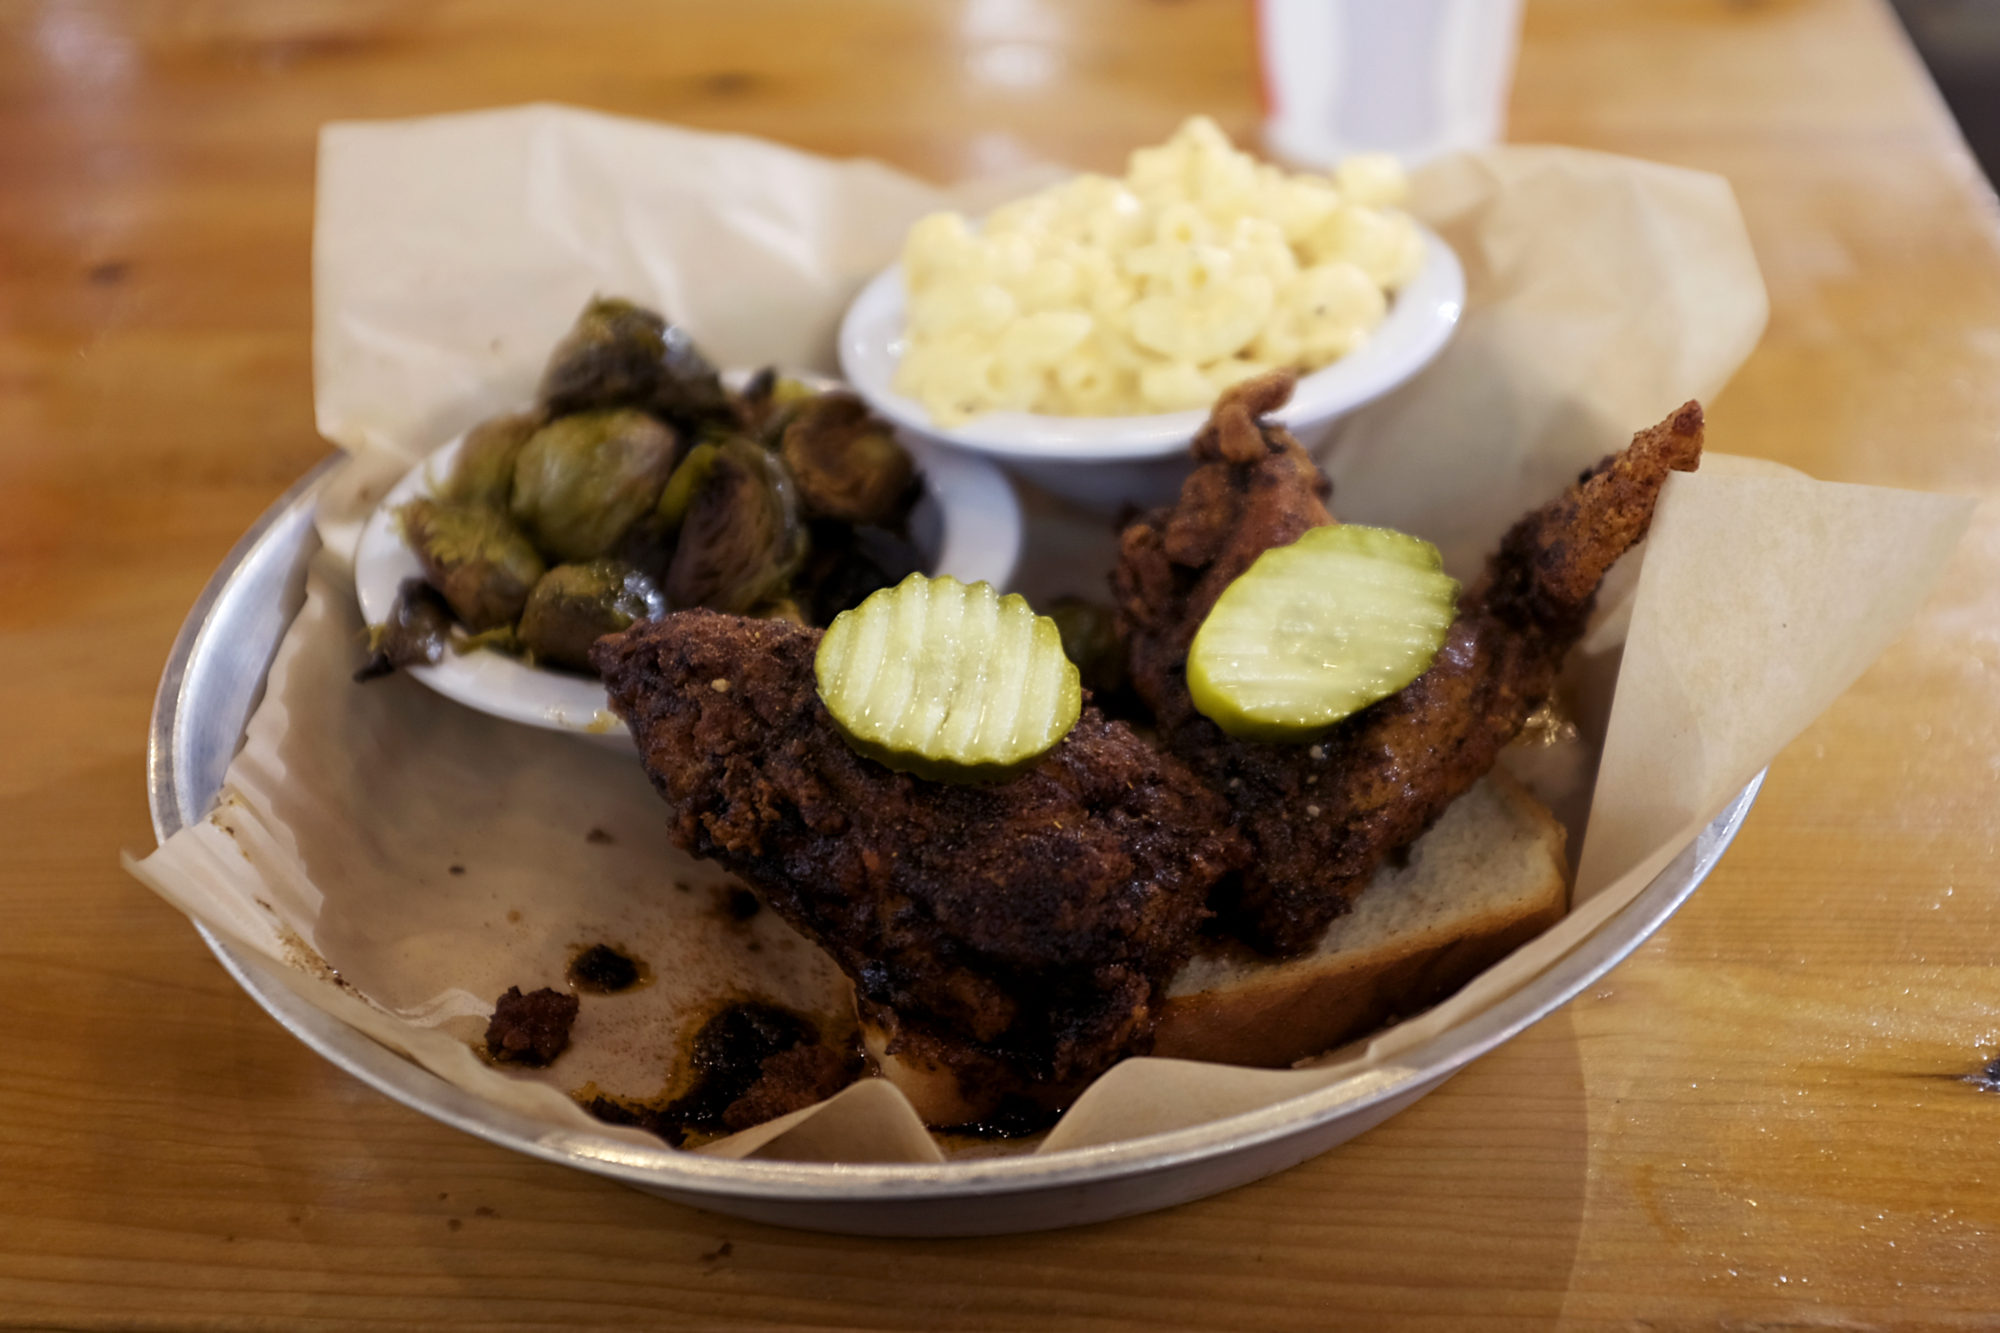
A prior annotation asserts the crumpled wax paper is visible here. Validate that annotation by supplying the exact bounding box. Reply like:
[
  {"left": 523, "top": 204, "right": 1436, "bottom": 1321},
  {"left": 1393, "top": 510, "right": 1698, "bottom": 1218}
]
[{"left": 130, "top": 105, "right": 1971, "bottom": 1164}]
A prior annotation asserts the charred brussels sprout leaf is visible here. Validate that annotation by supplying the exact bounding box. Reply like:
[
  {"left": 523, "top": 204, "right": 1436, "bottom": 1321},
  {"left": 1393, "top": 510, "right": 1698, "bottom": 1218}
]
[
  {"left": 664, "top": 437, "right": 805, "bottom": 614},
  {"left": 736, "top": 366, "right": 778, "bottom": 417},
  {"left": 779, "top": 393, "right": 916, "bottom": 527},
  {"left": 518, "top": 560, "right": 667, "bottom": 673},
  {"left": 738, "top": 367, "right": 820, "bottom": 443},
  {"left": 355, "top": 579, "right": 455, "bottom": 681},
  {"left": 442, "top": 411, "right": 541, "bottom": 509},
  {"left": 400, "top": 497, "right": 546, "bottom": 632},
  {"left": 510, "top": 408, "right": 679, "bottom": 563}
]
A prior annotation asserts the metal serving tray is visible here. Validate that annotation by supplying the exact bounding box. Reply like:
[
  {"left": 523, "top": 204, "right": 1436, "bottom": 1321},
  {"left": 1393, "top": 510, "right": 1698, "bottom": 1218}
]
[{"left": 147, "top": 461, "right": 1761, "bottom": 1237}]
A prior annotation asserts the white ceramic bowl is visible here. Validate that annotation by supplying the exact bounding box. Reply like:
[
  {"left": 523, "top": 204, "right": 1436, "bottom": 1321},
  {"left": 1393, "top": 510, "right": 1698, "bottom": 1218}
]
[
  {"left": 838, "top": 223, "right": 1464, "bottom": 511},
  {"left": 353, "top": 379, "right": 1022, "bottom": 746}
]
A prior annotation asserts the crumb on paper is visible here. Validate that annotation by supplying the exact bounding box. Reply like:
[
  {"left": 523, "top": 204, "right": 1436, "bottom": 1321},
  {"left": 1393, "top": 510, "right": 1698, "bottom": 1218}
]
[
  {"left": 568, "top": 943, "right": 646, "bottom": 994},
  {"left": 1517, "top": 697, "right": 1580, "bottom": 747},
  {"left": 484, "top": 986, "right": 579, "bottom": 1067}
]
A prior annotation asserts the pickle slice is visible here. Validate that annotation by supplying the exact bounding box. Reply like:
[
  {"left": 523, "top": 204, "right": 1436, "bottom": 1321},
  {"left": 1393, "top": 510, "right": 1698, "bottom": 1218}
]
[
  {"left": 1187, "top": 524, "right": 1459, "bottom": 742},
  {"left": 815, "top": 573, "right": 1081, "bottom": 782}
]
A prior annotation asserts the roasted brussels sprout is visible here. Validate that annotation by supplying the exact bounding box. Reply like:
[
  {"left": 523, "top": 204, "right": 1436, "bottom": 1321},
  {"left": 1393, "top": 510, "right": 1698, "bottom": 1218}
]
[
  {"left": 442, "top": 411, "right": 541, "bottom": 509},
  {"left": 1045, "top": 596, "right": 1130, "bottom": 699},
  {"left": 796, "top": 520, "right": 923, "bottom": 626},
  {"left": 539, "top": 298, "right": 670, "bottom": 416},
  {"left": 510, "top": 408, "right": 680, "bottom": 563},
  {"left": 355, "top": 578, "right": 455, "bottom": 681},
  {"left": 537, "top": 297, "right": 732, "bottom": 431},
  {"left": 400, "top": 497, "right": 546, "bottom": 632},
  {"left": 518, "top": 560, "right": 666, "bottom": 673},
  {"left": 456, "top": 622, "right": 524, "bottom": 656},
  {"left": 779, "top": 393, "right": 916, "bottom": 527},
  {"left": 654, "top": 440, "right": 720, "bottom": 530},
  {"left": 606, "top": 511, "right": 679, "bottom": 587},
  {"left": 664, "top": 437, "right": 805, "bottom": 614}
]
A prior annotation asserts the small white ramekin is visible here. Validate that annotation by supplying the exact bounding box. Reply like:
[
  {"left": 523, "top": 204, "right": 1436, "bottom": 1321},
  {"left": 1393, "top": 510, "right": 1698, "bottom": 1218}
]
[{"left": 838, "top": 224, "right": 1464, "bottom": 511}]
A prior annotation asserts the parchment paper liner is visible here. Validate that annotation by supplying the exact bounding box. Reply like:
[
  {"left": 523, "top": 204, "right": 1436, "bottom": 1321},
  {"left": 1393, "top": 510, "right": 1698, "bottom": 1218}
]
[{"left": 130, "top": 107, "right": 1971, "bottom": 1165}]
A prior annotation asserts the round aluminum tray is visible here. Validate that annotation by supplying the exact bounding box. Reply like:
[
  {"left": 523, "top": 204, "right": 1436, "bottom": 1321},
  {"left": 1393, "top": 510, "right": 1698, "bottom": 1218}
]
[{"left": 147, "top": 460, "right": 1762, "bottom": 1237}]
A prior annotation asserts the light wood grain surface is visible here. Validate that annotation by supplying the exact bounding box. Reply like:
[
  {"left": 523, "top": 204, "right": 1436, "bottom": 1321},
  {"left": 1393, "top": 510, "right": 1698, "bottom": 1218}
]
[{"left": 6, "top": 0, "right": 2000, "bottom": 1327}]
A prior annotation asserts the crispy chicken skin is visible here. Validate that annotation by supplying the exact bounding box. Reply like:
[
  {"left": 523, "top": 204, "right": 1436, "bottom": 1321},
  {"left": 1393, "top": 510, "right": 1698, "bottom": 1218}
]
[
  {"left": 1115, "top": 374, "right": 1704, "bottom": 955},
  {"left": 592, "top": 612, "right": 1246, "bottom": 1102}
]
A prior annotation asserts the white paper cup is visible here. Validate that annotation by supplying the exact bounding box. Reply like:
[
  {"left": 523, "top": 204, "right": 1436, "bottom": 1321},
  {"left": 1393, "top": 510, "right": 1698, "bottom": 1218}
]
[{"left": 1257, "top": 0, "right": 1523, "bottom": 167}]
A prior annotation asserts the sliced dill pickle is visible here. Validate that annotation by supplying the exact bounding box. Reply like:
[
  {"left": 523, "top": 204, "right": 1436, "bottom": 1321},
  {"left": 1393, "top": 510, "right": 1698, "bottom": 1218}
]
[
  {"left": 1187, "top": 524, "right": 1459, "bottom": 742},
  {"left": 815, "top": 573, "right": 1081, "bottom": 783}
]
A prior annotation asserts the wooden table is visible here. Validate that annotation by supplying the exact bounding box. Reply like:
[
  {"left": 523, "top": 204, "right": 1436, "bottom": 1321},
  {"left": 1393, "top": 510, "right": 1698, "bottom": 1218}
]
[{"left": 6, "top": 0, "right": 1997, "bottom": 1325}]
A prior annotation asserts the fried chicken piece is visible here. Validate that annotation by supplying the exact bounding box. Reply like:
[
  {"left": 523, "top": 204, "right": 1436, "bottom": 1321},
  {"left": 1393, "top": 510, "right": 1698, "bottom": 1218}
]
[
  {"left": 592, "top": 612, "right": 1246, "bottom": 1111},
  {"left": 1115, "top": 374, "right": 1704, "bottom": 955}
]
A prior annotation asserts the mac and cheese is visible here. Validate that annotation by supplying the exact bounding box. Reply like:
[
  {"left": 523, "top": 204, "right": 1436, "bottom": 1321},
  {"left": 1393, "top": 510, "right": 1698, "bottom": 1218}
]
[{"left": 895, "top": 118, "right": 1422, "bottom": 425}]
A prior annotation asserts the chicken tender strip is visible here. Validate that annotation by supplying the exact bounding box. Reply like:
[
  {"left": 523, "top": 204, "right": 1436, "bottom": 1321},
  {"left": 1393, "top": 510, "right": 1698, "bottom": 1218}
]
[
  {"left": 593, "top": 611, "right": 1246, "bottom": 1110},
  {"left": 1115, "top": 376, "right": 1704, "bottom": 955}
]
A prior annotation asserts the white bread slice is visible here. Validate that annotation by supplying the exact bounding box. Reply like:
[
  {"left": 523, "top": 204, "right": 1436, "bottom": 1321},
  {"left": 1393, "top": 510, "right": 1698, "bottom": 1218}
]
[
  {"left": 1151, "top": 769, "right": 1568, "bottom": 1068},
  {"left": 864, "top": 770, "right": 1568, "bottom": 1124}
]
